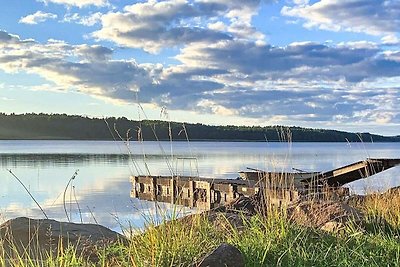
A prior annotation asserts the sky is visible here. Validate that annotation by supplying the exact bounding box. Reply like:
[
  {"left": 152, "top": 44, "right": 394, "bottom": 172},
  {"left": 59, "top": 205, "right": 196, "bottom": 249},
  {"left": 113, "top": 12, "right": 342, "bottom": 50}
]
[{"left": 0, "top": 0, "right": 399, "bottom": 135}]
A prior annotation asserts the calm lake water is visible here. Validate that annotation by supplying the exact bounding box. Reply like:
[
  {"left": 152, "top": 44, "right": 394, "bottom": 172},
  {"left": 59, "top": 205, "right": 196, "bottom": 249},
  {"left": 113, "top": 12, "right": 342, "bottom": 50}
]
[{"left": 0, "top": 140, "right": 399, "bottom": 233}]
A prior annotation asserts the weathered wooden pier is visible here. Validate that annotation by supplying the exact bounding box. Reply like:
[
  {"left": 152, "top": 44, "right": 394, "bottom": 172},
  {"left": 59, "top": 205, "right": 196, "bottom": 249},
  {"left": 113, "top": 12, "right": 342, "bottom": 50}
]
[
  {"left": 130, "top": 158, "right": 400, "bottom": 210},
  {"left": 130, "top": 176, "right": 260, "bottom": 210}
]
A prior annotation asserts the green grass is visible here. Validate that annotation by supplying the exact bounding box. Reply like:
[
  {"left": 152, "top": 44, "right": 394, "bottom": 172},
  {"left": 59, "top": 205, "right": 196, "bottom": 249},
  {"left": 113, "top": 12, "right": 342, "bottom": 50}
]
[
  {"left": 103, "top": 214, "right": 224, "bottom": 267},
  {"left": 1, "top": 198, "right": 400, "bottom": 267},
  {"left": 226, "top": 214, "right": 400, "bottom": 267},
  {"left": 94, "top": 209, "right": 400, "bottom": 267}
]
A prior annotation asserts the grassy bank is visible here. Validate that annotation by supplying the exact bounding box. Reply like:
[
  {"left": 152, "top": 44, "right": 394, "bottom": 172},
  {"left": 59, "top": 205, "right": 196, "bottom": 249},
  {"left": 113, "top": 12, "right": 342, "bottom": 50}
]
[
  {"left": 1, "top": 190, "right": 400, "bottom": 267},
  {"left": 103, "top": 192, "right": 400, "bottom": 267}
]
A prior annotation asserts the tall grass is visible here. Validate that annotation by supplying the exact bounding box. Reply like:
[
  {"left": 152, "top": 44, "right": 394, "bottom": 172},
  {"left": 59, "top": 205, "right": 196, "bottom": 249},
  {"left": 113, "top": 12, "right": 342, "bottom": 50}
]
[
  {"left": 1, "top": 191, "right": 400, "bottom": 266},
  {"left": 98, "top": 205, "right": 400, "bottom": 266},
  {"left": 350, "top": 188, "right": 400, "bottom": 229},
  {"left": 226, "top": 212, "right": 400, "bottom": 267}
]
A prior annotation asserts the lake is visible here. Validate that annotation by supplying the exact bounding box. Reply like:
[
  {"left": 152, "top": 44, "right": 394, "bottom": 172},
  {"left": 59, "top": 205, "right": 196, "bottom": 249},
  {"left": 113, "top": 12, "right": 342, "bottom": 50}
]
[{"left": 0, "top": 140, "right": 399, "bottom": 233}]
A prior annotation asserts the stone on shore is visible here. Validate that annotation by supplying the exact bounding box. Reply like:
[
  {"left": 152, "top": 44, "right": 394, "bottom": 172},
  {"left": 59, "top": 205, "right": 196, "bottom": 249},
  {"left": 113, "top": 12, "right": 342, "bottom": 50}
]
[
  {"left": 0, "top": 217, "right": 126, "bottom": 260},
  {"left": 195, "top": 243, "right": 244, "bottom": 267},
  {"left": 287, "top": 200, "right": 365, "bottom": 232}
]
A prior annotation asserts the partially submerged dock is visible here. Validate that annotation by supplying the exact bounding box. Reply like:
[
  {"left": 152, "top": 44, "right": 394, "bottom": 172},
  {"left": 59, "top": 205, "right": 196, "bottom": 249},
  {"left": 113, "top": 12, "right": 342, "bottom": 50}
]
[
  {"left": 131, "top": 176, "right": 260, "bottom": 210},
  {"left": 130, "top": 158, "right": 400, "bottom": 210}
]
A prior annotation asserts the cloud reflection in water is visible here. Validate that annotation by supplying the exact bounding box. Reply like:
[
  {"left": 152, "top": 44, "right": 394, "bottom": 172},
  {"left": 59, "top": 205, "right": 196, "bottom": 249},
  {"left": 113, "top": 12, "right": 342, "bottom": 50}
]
[{"left": 0, "top": 141, "right": 399, "bottom": 233}]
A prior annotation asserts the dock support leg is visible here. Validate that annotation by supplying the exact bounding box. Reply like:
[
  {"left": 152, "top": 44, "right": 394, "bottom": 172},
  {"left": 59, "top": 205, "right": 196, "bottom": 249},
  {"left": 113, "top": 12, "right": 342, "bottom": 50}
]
[
  {"left": 170, "top": 178, "right": 176, "bottom": 204},
  {"left": 151, "top": 176, "right": 156, "bottom": 201},
  {"left": 228, "top": 184, "right": 235, "bottom": 202},
  {"left": 189, "top": 180, "right": 194, "bottom": 208},
  {"left": 130, "top": 176, "right": 138, "bottom": 198},
  {"left": 206, "top": 183, "right": 212, "bottom": 210}
]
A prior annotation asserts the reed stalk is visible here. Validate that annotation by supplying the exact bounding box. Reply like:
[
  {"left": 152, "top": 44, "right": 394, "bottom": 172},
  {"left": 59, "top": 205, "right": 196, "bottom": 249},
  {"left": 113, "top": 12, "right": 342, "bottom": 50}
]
[{"left": 7, "top": 169, "right": 48, "bottom": 219}]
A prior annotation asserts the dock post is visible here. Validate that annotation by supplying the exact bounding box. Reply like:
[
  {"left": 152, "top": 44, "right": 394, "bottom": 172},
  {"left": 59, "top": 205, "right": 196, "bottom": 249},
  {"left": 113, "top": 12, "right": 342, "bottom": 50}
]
[
  {"left": 151, "top": 176, "right": 156, "bottom": 201},
  {"left": 189, "top": 180, "right": 194, "bottom": 208},
  {"left": 130, "top": 176, "right": 138, "bottom": 198},
  {"left": 170, "top": 178, "right": 176, "bottom": 204},
  {"left": 206, "top": 182, "right": 212, "bottom": 210},
  {"left": 228, "top": 184, "right": 235, "bottom": 202}
]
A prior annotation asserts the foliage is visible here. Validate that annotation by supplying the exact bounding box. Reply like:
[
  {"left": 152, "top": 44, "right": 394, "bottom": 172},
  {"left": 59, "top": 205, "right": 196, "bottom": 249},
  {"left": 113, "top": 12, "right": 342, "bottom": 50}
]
[
  {"left": 1, "top": 205, "right": 400, "bottom": 266},
  {"left": 0, "top": 113, "right": 398, "bottom": 142}
]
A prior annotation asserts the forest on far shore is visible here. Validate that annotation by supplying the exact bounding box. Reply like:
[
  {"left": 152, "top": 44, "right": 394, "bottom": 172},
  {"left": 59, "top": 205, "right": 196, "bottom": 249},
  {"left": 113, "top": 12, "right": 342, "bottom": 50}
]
[{"left": 0, "top": 113, "right": 399, "bottom": 142}]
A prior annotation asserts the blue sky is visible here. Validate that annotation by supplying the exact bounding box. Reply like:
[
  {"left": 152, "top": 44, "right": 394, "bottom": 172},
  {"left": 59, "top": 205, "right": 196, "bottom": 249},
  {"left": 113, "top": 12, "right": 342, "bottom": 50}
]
[{"left": 0, "top": 0, "right": 399, "bottom": 135}]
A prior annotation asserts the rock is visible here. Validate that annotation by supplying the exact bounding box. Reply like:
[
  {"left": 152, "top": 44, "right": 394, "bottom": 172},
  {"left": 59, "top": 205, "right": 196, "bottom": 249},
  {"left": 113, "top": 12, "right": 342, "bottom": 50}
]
[
  {"left": 177, "top": 211, "right": 251, "bottom": 235},
  {"left": 320, "top": 221, "right": 345, "bottom": 233},
  {"left": 196, "top": 243, "right": 244, "bottom": 267},
  {"left": 207, "top": 211, "right": 252, "bottom": 233},
  {"left": 213, "top": 194, "right": 262, "bottom": 215},
  {"left": 287, "top": 200, "right": 365, "bottom": 231},
  {"left": 226, "top": 195, "right": 257, "bottom": 215},
  {"left": 0, "top": 217, "right": 126, "bottom": 260}
]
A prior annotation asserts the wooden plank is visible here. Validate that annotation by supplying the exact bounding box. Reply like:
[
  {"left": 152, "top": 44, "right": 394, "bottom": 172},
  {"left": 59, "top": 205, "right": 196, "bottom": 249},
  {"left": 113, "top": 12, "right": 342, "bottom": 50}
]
[{"left": 332, "top": 161, "right": 368, "bottom": 177}]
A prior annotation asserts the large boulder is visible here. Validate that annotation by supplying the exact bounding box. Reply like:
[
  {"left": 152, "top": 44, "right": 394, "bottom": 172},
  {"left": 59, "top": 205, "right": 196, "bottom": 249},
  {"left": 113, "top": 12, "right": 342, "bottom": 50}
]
[
  {"left": 287, "top": 200, "right": 365, "bottom": 232},
  {"left": 0, "top": 217, "right": 126, "bottom": 260},
  {"left": 195, "top": 243, "right": 244, "bottom": 267},
  {"left": 213, "top": 194, "right": 262, "bottom": 215}
]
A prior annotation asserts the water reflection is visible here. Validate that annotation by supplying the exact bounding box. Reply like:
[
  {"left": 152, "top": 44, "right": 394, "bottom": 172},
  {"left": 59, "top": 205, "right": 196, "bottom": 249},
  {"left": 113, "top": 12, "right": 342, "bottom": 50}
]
[
  {"left": 0, "top": 154, "right": 132, "bottom": 167},
  {"left": 0, "top": 141, "right": 399, "bottom": 233}
]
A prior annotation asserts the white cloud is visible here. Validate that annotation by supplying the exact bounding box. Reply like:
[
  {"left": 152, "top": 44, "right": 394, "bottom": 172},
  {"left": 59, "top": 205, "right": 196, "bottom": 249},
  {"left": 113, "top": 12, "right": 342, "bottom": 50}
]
[
  {"left": 63, "top": 12, "right": 102, "bottom": 26},
  {"left": 62, "top": 13, "right": 80, "bottom": 23},
  {"left": 292, "top": 0, "right": 309, "bottom": 4},
  {"left": 207, "top": 21, "right": 227, "bottom": 31},
  {"left": 29, "top": 83, "right": 68, "bottom": 93},
  {"left": 1, "top": 28, "right": 400, "bottom": 127},
  {"left": 0, "top": 30, "right": 152, "bottom": 104},
  {"left": 196, "top": 99, "right": 238, "bottom": 116},
  {"left": 381, "top": 34, "right": 400, "bottom": 45},
  {"left": 19, "top": 11, "right": 57, "bottom": 25},
  {"left": 171, "top": 39, "right": 400, "bottom": 123},
  {"left": 38, "top": 0, "right": 108, "bottom": 8},
  {"left": 282, "top": 0, "right": 400, "bottom": 36},
  {"left": 92, "top": 0, "right": 265, "bottom": 53},
  {"left": 80, "top": 12, "right": 102, "bottom": 26}
]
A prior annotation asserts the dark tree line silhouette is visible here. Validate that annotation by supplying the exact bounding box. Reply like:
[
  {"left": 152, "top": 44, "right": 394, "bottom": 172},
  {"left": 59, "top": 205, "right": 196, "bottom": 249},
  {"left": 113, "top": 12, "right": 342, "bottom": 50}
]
[{"left": 0, "top": 113, "right": 398, "bottom": 142}]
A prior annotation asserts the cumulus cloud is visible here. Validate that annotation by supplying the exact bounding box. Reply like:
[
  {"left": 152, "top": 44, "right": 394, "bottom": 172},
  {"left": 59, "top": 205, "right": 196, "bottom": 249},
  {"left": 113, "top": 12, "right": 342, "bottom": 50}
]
[
  {"left": 175, "top": 40, "right": 400, "bottom": 82},
  {"left": 0, "top": 30, "right": 152, "bottom": 103},
  {"left": 19, "top": 11, "right": 57, "bottom": 24},
  {"left": 381, "top": 34, "right": 400, "bottom": 45},
  {"left": 92, "top": 0, "right": 265, "bottom": 53},
  {"left": 1, "top": 28, "right": 400, "bottom": 127},
  {"left": 38, "top": 0, "right": 108, "bottom": 8},
  {"left": 62, "top": 13, "right": 80, "bottom": 23},
  {"left": 281, "top": 0, "right": 400, "bottom": 36},
  {"left": 63, "top": 12, "right": 102, "bottom": 26},
  {"left": 0, "top": 30, "right": 225, "bottom": 108},
  {"left": 171, "top": 39, "right": 400, "bottom": 123},
  {"left": 0, "top": 31, "right": 25, "bottom": 43},
  {"left": 73, "top": 44, "right": 113, "bottom": 61}
]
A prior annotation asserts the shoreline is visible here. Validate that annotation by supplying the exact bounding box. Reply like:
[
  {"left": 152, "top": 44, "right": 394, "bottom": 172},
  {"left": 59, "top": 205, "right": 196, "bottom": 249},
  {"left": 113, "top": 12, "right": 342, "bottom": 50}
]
[{"left": 1, "top": 189, "right": 400, "bottom": 266}]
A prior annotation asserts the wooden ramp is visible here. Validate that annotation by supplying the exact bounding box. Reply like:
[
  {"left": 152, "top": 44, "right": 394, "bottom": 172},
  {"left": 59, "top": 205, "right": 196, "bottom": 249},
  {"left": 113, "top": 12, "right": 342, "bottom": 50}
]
[
  {"left": 301, "top": 158, "right": 400, "bottom": 187},
  {"left": 239, "top": 158, "right": 400, "bottom": 187}
]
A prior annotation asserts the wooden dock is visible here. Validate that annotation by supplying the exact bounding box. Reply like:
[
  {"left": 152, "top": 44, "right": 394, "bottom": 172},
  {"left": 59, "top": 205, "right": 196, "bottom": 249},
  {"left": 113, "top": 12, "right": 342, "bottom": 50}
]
[
  {"left": 130, "top": 176, "right": 261, "bottom": 210},
  {"left": 130, "top": 158, "right": 400, "bottom": 210}
]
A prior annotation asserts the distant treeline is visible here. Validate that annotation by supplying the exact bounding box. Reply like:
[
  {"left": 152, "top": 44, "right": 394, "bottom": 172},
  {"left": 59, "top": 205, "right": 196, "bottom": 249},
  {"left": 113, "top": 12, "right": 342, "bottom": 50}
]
[{"left": 0, "top": 113, "right": 399, "bottom": 142}]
